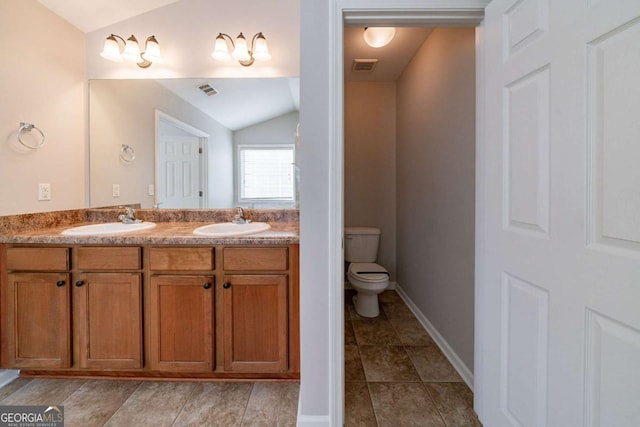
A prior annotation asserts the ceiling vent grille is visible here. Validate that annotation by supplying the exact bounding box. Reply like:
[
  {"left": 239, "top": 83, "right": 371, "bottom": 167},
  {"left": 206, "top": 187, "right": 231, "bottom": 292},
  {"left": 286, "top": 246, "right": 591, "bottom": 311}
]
[
  {"left": 352, "top": 59, "right": 378, "bottom": 72},
  {"left": 197, "top": 82, "right": 219, "bottom": 96}
]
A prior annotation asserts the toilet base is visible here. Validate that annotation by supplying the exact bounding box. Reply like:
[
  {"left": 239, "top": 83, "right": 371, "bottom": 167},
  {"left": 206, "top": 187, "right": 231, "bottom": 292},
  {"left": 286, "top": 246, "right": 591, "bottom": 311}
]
[{"left": 353, "top": 294, "right": 380, "bottom": 318}]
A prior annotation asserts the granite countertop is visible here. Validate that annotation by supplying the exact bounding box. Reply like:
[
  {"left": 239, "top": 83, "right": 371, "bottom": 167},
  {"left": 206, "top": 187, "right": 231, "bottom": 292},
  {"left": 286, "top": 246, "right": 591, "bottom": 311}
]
[{"left": 0, "top": 208, "right": 299, "bottom": 245}]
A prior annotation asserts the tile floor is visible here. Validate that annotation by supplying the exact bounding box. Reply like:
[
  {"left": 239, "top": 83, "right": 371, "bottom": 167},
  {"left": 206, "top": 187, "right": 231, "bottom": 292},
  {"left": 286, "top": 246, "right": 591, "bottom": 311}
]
[
  {"left": 0, "top": 289, "right": 480, "bottom": 426},
  {"left": 345, "top": 289, "right": 482, "bottom": 426},
  {"left": 0, "top": 378, "right": 298, "bottom": 426}
]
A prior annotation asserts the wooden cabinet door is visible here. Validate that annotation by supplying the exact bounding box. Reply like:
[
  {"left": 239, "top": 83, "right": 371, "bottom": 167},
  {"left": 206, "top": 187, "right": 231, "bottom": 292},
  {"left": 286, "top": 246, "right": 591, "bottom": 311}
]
[
  {"left": 222, "top": 274, "right": 288, "bottom": 372},
  {"left": 75, "top": 273, "right": 142, "bottom": 369},
  {"left": 149, "top": 275, "right": 214, "bottom": 371},
  {"left": 6, "top": 273, "right": 71, "bottom": 368}
]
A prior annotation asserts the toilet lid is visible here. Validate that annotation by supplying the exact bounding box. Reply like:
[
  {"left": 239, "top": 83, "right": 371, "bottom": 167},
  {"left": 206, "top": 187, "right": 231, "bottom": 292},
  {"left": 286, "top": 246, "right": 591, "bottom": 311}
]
[{"left": 348, "top": 262, "right": 389, "bottom": 282}]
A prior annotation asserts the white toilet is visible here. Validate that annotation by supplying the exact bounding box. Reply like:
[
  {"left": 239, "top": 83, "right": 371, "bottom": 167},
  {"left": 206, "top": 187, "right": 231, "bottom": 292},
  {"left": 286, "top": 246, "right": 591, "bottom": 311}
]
[{"left": 344, "top": 226, "right": 389, "bottom": 318}]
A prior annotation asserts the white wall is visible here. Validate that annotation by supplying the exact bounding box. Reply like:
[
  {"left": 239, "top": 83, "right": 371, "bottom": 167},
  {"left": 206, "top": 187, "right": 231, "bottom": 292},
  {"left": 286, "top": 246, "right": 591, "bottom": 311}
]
[
  {"left": 89, "top": 79, "right": 233, "bottom": 208},
  {"left": 396, "top": 27, "right": 476, "bottom": 370},
  {"left": 85, "top": 0, "right": 300, "bottom": 80},
  {"left": 0, "top": 1, "right": 86, "bottom": 215},
  {"left": 344, "top": 82, "right": 397, "bottom": 279}
]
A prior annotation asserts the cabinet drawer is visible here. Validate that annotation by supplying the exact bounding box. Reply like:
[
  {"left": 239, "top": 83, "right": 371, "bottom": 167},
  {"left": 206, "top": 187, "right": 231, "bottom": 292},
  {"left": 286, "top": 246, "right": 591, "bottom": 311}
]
[
  {"left": 223, "top": 247, "right": 288, "bottom": 271},
  {"left": 149, "top": 247, "right": 214, "bottom": 271},
  {"left": 76, "top": 247, "right": 142, "bottom": 270},
  {"left": 6, "top": 247, "right": 69, "bottom": 271}
]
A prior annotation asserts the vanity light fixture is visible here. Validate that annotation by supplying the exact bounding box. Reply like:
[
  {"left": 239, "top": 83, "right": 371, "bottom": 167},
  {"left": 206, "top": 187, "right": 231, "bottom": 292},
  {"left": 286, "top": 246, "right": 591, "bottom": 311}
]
[
  {"left": 363, "top": 27, "right": 396, "bottom": 48},
  {"left": 100, "top": 34, "right": 162, "bottom": 68},
  {"left": 212, "top": 32, "right": 271, "bottom": 67}
]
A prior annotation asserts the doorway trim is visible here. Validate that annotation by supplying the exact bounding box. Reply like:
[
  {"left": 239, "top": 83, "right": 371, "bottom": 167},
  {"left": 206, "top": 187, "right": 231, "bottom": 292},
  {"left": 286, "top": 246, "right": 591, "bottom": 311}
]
[{"left": 298, "top": 0, "right": 489, "bottom": 425}]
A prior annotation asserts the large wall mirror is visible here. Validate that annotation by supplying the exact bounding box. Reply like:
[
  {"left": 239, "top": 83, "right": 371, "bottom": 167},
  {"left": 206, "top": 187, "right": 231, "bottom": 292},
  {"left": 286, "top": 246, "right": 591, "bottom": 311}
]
[{"left": 89, "top": 77, "right": 300, "bottom": 209}]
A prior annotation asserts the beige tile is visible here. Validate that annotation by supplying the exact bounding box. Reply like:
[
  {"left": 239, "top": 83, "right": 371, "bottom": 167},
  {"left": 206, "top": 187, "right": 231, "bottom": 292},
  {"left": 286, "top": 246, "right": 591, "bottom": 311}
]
[
  {"left": 0, "top": 379, "right": 86, "bottom": 405},
  {"left": 359, "top": 345, "right": 420, "bottom": 382},
  {"left": 0, "top": 378, "right": 31, "bottom": 401},
  {"left": 62, "top": 380, "right": 140, "bottom": 427},
  {"left": 352, "top": 318, "right": 400, "bottom": 345},
  {"left": 104, "top": 381, "right": 196, "bottom": 427},
  {"left": 173, "top": 382, "right": 252, "bottom": 427},
  {"left": 241, "top": 382, "right": 299, "bottom": 427},
  {"left": 426, "top": 383, "right": 482, "bottom": 427},
  {"left": 344, "top": 383, "right": 376, "bottom": 427},
  {"left": 345, "top": 345, "right": 366, "bottom": 382},
  {"left": 345, "top": 320, "right": 357, "bottom": 346},
  {"left": 369, "top": 382, "right": 445, "bottom": 426},
  {"left": 405, "top": 344, "right": 463, "bottom": 383},
  {"left": 378, "top": 290, "right": 402, "bottom": 303},
  {"left": 389, "top": 317, "right": 434, "bottom": 346},
  {"left": 380, "top": 298, "right": 415, "bottom": 320},
  {"left": 276, "top": 382, "right": 299, "bottom": 427}
]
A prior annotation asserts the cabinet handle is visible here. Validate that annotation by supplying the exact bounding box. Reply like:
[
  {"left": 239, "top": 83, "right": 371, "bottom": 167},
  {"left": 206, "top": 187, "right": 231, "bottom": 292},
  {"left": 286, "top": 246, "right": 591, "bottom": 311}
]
[
  {"left": 223, "top": 282, "right": 231, "bottom": 289},
  {"left": 56, "top": 280, "right": 65, "bottom": 287},
  {"left": 75, "top": 280, "right": 85, "bottom": 287},
  {"left": 203, "top": 282, "right": 212, "bottom": 289}
]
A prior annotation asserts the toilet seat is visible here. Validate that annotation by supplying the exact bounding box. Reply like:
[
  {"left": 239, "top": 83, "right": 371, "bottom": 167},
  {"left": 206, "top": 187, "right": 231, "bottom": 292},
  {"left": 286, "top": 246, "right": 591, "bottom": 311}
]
[{"left": 348, "top": 262, "right": 389, "bottom": 283}]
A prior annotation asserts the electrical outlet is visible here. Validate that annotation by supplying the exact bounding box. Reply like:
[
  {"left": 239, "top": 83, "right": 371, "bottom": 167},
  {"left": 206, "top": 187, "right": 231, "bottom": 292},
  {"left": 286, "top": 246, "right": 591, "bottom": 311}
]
[
  {"left": 148, "top": 184, "right": 155, "bottom": 196},
  {"left": 38, "top": 183, "right": 51, "bottom": 201},
  {"left": 112, "top": 184, "right": 120, "bottom": 198}
]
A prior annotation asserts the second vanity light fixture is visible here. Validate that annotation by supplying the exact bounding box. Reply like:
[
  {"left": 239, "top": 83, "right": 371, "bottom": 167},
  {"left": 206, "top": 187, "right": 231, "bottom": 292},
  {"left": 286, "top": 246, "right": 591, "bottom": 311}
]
[
  {"left": 212, "top": 32, "right": 271, "bottom": 66},
  {"left": 100, "top": 34, "right": 162, "bottom": 68}
]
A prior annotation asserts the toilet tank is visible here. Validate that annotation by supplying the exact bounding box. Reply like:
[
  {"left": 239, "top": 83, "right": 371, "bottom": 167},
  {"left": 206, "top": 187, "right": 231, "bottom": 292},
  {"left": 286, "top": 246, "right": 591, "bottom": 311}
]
[{"left": 344, "top": 227, "right": 380, "bottom": 262}]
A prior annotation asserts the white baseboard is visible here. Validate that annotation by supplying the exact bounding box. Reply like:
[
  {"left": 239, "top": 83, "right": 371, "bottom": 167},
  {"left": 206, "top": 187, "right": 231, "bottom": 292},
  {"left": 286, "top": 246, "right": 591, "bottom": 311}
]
[
  {"left": 0, "top": 370, "right": 20, "bottom": 388},
  {"left": 296, "top": 413, "right": 331, "bottom": 426},
  {"left": 395, "top": 284, "right": 474, "bottom": 390}
]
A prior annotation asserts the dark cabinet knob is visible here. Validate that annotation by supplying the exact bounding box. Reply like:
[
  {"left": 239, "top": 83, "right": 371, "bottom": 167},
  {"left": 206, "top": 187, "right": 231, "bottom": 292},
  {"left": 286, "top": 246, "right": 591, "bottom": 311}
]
[
  {"left": 203, "top": 282, "right": 212, "bottom": 289},
  {"left": 223, "top": 282, "right": 231, "bottom": 289},
  {"left": 75, "top": 280, "right": 85, "bottom": 287},
  {"left": 56, "top": 280, "right": 65, "bottom": 287}
]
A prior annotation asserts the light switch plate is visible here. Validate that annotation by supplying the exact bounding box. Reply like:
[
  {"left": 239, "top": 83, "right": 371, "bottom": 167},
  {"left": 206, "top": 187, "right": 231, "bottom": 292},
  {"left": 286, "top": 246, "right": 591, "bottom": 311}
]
[{"left": 112, "top": 184, "right": 120, "bottom": 198}]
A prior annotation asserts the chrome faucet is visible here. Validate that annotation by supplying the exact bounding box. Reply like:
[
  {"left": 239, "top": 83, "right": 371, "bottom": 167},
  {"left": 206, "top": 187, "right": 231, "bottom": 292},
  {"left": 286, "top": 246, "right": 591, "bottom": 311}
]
[
  {"left": 232, "top": 207, "right": 251, "bottom": 224},
  {"left": 118, "top": 206, "right": 142, "bottom": 224}
]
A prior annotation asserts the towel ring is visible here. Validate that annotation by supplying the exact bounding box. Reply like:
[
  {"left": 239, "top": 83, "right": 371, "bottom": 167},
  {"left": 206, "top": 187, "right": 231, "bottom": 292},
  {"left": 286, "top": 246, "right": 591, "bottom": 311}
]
[
  {"left": 120, "top": 144, "right": 135, "bottom": 163},
  {"left": 17, "top": 122, "right": 46, "bottom": 149}
]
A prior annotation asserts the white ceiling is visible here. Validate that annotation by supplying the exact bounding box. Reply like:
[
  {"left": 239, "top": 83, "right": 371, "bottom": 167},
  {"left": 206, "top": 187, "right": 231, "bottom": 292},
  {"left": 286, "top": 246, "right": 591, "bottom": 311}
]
[
  {"left": 37, "top": 0, "right": 179, "bottom": 33},
  {"left": 157, "top": 77, "right": 300, "bottom": 131},
  {"left": 344, "top": 27, "right": 433, "bottom": 81}
]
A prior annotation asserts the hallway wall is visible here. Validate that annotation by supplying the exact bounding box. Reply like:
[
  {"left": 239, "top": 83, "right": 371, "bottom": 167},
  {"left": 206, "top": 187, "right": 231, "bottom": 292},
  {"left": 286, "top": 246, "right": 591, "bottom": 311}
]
[{"left": 396, "top": 27, "right": 476, "bottom": 370}]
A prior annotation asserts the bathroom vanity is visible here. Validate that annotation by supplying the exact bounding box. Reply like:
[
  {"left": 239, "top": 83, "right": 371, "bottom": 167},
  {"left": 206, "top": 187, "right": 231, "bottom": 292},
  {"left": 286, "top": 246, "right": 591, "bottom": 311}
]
[{"left": 0, "top": 209, "right": 299, "bottom": 381}]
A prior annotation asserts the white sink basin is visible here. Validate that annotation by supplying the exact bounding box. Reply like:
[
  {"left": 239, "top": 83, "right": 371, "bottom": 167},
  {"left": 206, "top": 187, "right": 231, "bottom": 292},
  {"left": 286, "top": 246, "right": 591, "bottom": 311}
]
[
  {"left": 193, "top": 222, "right": 271, "bottom": 237},
  {"left": 61, "top": 222, "right": 156, "bottom": 236}
]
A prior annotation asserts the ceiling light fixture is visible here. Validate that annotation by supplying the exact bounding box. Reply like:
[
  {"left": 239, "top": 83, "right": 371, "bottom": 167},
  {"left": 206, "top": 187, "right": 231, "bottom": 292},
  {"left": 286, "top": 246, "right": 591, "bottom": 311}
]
[
  {"left": 363, "top": 27, "right": 396, "bottom": 48},
  {"left": 212, "top": 32, "right": 271, "bottom": 67},
  {"left": 100, "top": 34, "right": 161, "bottom": 68}
]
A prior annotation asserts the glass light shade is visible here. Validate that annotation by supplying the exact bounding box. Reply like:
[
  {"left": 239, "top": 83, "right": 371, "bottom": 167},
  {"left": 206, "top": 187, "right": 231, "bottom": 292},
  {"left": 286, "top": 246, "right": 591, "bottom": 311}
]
[
  {"left": 212, "top": 35, "right": 231, "bottom": 61},
  {"left": 252, "top": 33, "right": 271, "bottom": 61},
  {"left": 141, "top": 36, "right": 161, "bottom": 63},
  {"left": 363, "top": 27, "right": 396, "bottom": 48},
  {"left": 122, "top": 35, "right": 143, "bottom": 63},
  {"left": 100, "top": 35, "right": 123, "bottom": 62},
  {"left": 232, "top": 33, "right": 251, "bottom": 61}
]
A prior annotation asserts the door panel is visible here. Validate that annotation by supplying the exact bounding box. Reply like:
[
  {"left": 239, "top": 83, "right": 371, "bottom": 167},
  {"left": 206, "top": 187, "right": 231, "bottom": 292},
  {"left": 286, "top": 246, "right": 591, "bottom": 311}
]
[
  {"left": 157, "top": 135, "right": 202, "bottom": 208},
  {"left": 479, "top": 0, "right": 640, "bottom": 426}
]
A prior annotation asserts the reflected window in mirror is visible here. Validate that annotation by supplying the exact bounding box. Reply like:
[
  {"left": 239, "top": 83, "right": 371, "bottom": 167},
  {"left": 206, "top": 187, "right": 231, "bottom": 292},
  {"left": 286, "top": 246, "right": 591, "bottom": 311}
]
[{"left": 237, "top": 144, "right": 295, "bottom": 206}]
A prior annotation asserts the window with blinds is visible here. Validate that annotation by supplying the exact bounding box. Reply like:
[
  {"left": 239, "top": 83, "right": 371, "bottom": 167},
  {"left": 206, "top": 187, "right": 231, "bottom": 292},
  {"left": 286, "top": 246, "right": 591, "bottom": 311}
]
[{"left": 237, "top": 145, "right": 295, "bottom": 201}]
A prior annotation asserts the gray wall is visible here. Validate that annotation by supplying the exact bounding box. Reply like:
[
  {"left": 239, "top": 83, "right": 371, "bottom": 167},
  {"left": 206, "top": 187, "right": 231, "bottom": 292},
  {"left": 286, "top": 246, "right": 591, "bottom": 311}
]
[
  {"left": 344, "top": 82, "right": 397, "bottom": 279},
  {"left": 396, "top": 27, "right": 476, "bottom": 369}
]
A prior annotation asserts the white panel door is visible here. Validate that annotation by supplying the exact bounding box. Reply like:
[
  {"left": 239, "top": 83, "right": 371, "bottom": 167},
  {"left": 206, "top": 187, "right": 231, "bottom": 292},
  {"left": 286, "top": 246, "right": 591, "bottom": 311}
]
[
  {"left": 157, "top": 135, "right": 202, "bottom": 208},
  {"left": 479, "top": 1, "right": 640, "bottom": 426}
]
